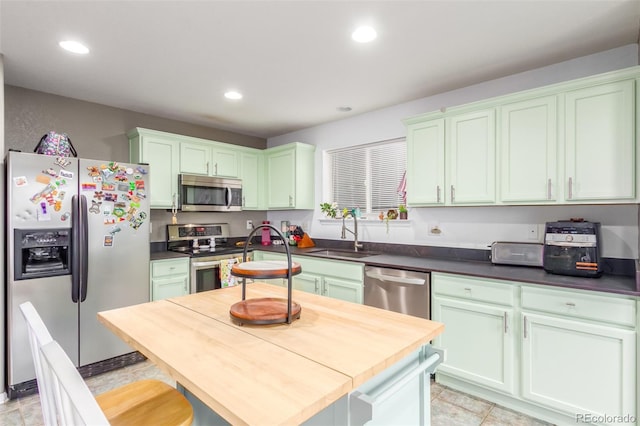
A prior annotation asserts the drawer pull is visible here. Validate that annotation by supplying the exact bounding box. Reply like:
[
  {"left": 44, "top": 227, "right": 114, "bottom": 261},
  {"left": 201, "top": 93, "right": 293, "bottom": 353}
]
[
  {"left": 566, "top": 302, "right": 576, "bottom": 307},
  {"left": 436, "top": 185, "right": 441, "bottom": 203},
  {"left": 464, "top": 287, "right": 471, "bottom": 291}
]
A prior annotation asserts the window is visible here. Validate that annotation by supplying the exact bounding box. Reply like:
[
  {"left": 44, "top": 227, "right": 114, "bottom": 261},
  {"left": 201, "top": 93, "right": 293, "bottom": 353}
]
[{"left": 326, "top": 138, "right": 406, "bottom": 214}]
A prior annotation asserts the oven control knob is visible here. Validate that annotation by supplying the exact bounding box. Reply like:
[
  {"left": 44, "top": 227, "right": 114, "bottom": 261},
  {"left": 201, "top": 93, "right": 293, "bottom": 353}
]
[{"left": 566, "top": 235, "right": 573, "bottom": 242}]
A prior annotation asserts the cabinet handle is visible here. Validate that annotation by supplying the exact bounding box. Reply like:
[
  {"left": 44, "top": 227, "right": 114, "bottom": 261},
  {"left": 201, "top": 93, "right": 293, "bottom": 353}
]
[
  {"left": 566, "top": 302, "right": 576, "bottom": 307},
  {"left": 315, "top": 278, "right": 320, "bottom": 293},
  {"left": 242, "top": 196, "right": 246, "bottom": 207},
  {"left": 436, "top": 185, "right": 441, "bottom": 203},
  {"left": 523, "top": 315, "right": 528, "bottom": 339},
  {"left": 215, "top": 163, "right": 218, "bottom": 175},
  {"left": 207, "top": 162, "right": 210, "bottom": 175},
  {"left": 504, "top": 312, "right": 508, "bottom": 334},
  {"left": 450, "top": 185, "right": 455, "bottom": 202},
  {"left": 547, "top": 179, "right": 552, "bottom": 200},
  {"left": 568, "top": 177, "right": 573, "bottom": 199},
  {"left": 464, "top": 287, "right": 471, "bottom": 291},
  {"left": 289, "top": 195, "right": 293, "bottom": 207}
]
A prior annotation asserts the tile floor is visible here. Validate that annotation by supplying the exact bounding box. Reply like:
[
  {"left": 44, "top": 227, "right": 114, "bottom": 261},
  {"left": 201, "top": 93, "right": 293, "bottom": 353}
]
[{"left": 0, "top": 361, "right": 552, "bottom": 426}]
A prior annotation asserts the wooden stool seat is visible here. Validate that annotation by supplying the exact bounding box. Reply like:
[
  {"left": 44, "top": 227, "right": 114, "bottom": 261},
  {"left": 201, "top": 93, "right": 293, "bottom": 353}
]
[{"left": 96, "top": 379, "right": 193, "bottom": 426}]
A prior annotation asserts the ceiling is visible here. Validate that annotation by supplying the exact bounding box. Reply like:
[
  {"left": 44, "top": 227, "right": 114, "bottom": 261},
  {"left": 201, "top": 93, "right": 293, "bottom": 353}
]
[{"left": 2, "top": 1, "right": 639, "bottom": 139}]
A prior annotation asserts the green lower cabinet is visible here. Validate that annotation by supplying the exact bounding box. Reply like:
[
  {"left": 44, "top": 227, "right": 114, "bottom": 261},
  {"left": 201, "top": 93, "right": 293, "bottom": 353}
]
[
  {"left": 253, "top": 251, "right": 364, "bottom": 304},
  {"left": 431, "top": 296, "right": 515, "bottom": 395},
  {"left": 432, "top": 272, "right": 638, "bottom": 425},
  {"left": 150, "top": 258, "right": 190, "bottom": 301},
  {"left": 321, "top": 276, "right": 363, "bottom": 304},
  {"left": 521, "top": 312, "right": 636, "bottom": 420}
]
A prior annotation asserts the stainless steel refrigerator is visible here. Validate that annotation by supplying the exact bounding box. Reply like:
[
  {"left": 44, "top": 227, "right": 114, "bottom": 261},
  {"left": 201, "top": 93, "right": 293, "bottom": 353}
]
[{"left": 6, "top": 151, "right": 150, "bottom": 398}]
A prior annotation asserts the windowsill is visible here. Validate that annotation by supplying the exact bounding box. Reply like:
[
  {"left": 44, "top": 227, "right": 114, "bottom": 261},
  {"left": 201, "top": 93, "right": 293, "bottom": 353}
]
[{"left": 318, "top": 218, "right": 412, "bottom": 226}]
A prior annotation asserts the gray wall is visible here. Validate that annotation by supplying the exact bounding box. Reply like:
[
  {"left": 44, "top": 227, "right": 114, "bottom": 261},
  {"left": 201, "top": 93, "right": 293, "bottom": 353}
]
[{"left": 4, "top": 86, "right": 269, "bottom": 241}]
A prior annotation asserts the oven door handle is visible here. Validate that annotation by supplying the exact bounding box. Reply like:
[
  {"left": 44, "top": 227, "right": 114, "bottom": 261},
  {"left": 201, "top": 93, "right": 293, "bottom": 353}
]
[{"left": 191, "top": 260, "right": 222, "bottom": 268}]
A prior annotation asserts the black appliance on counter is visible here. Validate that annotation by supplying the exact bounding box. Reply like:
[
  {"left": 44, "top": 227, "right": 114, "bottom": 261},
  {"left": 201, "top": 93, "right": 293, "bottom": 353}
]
[{"left": 543, "top": 220, "right": 602, "bottom": 278}]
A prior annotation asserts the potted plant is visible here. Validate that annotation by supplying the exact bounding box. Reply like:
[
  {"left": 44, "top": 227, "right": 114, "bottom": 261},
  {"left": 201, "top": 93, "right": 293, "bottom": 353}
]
[
  {"left": 398, "top": 205, "right": 408, "bottom": 220},
  {"left": 320, "top": 202, "right": 338, "bottom": 219}
]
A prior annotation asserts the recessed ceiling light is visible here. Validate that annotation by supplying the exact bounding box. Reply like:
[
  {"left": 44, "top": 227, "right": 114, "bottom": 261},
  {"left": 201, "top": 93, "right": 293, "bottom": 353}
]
[
  {"left": 59, "top": 40, "right": 89, "bottom": 54},
  {"left": 224, "top": 91, "right": 243, "bottom": 100},
  {"left": 351, "top": 26, "right": 377, "bottom": 43},
  {"left": 337, "top": 106, "right": 352, "bottom": 112}
]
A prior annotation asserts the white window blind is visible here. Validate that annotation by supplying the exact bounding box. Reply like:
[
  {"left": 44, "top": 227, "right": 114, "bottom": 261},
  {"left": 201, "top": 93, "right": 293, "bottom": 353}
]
[{"left": 328, "top": 138, "right": 406, "bottom": 214}]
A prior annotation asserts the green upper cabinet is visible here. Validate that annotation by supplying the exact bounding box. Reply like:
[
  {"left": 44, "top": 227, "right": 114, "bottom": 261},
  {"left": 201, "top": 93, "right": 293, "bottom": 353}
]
[
  {"left": 239, "top": 149, "right": 264, "bottom": 210},
  {"left": 129, "top": 128, "right": 180, "bottom": 209},
  {"left": 406, "top": 118, "right": 445, "bottom": 205},
  {"left": 265, "top": 142, "right": 315, "bottom": 210},
  {"left": 499, "top": 96, "right": 558, "bottom": 203},
  {"left": 180, "top": 141, "right": 239, "bottom": 178},
  {"left": 211, "top": 144, "right": 239, "bottom": 177},
  {"left": 404, "top": 67, "right": 640, "bottom": 206},
  {"left": 564, "top": 80, "right": 635, "bottom": 201},
  {"left": 446, "top": 109, "right": 496, "bottom": 204},
  {"left": 180, "top": 141, "right": 211, "bottom": 175}
]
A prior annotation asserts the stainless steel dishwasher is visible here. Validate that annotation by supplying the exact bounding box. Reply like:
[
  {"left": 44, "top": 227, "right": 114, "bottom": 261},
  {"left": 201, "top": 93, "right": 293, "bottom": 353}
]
[{"left": 364, "top": 266, "right": 430, "bottom": 319}]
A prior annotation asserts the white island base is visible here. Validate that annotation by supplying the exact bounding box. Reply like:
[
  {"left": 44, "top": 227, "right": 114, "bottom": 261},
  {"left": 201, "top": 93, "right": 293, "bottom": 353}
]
[{"left": 181, "top": 345, "right": 443, "bottom": 426}]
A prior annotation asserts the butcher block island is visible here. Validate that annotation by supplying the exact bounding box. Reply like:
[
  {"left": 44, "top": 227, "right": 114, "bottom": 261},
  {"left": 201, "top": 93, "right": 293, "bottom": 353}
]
[{"left": 98, "top": 283, "right": 445, "bottom": 425}]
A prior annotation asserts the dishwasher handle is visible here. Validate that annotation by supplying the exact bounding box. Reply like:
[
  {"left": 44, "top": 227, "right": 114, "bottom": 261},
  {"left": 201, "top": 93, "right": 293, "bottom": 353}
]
[{"left": 365, "top": 270, "right": 426, "bottom": 285}]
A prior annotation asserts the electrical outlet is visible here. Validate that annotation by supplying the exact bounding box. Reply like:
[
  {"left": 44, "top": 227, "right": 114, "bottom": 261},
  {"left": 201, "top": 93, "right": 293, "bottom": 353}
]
[
  {"left": 526, "top": 225, "right": 539, "bottom": 240},
  {"left": 428, "top": 223, "right": 442, "bottom": 236},
  {"left": 246, "top": 220, "right": 253, "bottom": 230}
]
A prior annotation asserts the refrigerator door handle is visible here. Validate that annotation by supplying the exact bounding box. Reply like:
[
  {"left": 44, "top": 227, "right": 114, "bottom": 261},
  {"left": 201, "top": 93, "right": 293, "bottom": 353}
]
[
  {"left": 79, "top": 195, "right": 89, "bottom": 302},
  {"left": 71, "top": 195, "right": 81, "bottom": 302}
]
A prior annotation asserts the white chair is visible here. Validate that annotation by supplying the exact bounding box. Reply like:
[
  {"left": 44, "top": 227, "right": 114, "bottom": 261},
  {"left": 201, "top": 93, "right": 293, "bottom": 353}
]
[
  {"left": 19, "top": 301, "right": 57, "bottom": 425},
  {"left": 39, "top": 340, "right": 111, "bottom": 425},
  {"left": 20, "top": 301, "right": 193, "bottom": 426}
]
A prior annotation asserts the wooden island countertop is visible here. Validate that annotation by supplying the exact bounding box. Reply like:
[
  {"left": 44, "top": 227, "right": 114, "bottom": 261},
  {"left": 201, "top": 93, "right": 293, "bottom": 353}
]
[{"left": 98, "top": 283, "right": 444, "bottom": 425}]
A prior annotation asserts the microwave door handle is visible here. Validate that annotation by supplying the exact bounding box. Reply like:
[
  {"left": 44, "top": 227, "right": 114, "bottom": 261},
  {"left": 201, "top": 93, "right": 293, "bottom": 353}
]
[{"left": 226, "top": 186, "right": 232, "bottom": 209}]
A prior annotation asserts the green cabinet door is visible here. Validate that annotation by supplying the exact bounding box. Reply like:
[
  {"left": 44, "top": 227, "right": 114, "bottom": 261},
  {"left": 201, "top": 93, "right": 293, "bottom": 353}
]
[
  {"left": 322, "top": 276, "right": 363, "bottom": 304},
  {"left": 129, "top": 129, "right": 180, "bottom": 209},
  {"left": 499, "top": 96, "right": 558, "bottom": 203},
  {"left": 150, "top": 258, "right": 190, "bottom": 301},
  {"left": 264, "top": 143, "right": 315, "bottom": 210},
  {"left": 521, "top": 312, "right": 636, "bottom": 419},
  {"left": 266, "top": 148, "right": 296, "bottom": 208},
  {"left": 180, "top": 142, "right": 211, "bottom": 175},
  {"left": 239, "top": 150, "right": 263, "bottom": 210},
  {"left": 564, "top": 80, "right": 635, "bottom": 201},
  {"left": 446, "top": 109, "right": 496, "bottom": 204},
  {"left": 406, "top": 118, "right": 445, "bottom": 205},
  {"left": 432, "top": 296, "right": 515, "bottom": 395},
  {"left": 211, "top": 145, "right": 239, "bottom": 177},
  {"left": 152, "top": 276, "right": 189, "bottom": 301},
  {"left": 293, "top": 272, "right": 321, "bottom": 294}
]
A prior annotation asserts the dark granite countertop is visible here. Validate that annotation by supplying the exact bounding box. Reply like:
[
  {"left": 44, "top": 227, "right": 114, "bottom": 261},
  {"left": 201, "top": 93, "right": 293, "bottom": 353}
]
[
  {"left": 255, "top": 242, "right": 639, "bottom": 297},
  {"left": 150, "top": 251, "right": 191, "bottom": 261}
]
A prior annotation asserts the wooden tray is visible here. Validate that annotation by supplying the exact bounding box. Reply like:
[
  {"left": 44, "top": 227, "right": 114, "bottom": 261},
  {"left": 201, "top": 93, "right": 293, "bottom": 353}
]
[
  {"left": 231, "top": 260, "right": 301, "bottom": 279},
  {"left": 229, "top": 298, "right": 302, "bottom": 325}
]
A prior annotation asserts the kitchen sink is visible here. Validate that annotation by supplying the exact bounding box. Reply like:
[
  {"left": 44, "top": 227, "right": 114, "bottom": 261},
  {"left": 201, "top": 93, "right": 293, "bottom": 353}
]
[{"left": 308, "top": 249, "right": 376, "bottom": 259}]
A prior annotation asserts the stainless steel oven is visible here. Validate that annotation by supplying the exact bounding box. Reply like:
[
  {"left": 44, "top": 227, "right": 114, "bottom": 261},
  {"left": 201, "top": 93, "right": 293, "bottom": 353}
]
[
  {"left": 190, "top": 252, "right": 252, "bottom": 293},
  {"left": 167, "top": 223, "right": 250, "bottom": 293}
]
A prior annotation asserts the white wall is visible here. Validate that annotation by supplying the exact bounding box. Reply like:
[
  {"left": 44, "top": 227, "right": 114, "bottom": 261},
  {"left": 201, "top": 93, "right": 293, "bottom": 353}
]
[{"left": 266, "top": 44, "right": 640, "bottom": 259}]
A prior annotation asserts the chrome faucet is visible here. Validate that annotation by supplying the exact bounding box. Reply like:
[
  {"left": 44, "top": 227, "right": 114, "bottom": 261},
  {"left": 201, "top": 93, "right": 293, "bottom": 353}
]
[{"left": 341, "top": 214, "right": 364, "bottom": 252}]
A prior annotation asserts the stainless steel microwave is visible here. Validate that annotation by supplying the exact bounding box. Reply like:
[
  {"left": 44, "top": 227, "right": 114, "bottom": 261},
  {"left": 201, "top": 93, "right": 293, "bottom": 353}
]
[{"left": 178, "top": 174, "right": 242, "bottom": 212}]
